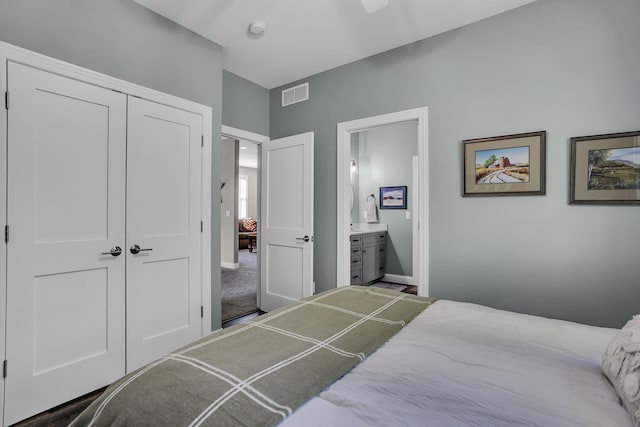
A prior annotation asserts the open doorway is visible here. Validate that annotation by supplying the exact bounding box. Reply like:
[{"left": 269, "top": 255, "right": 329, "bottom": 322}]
[
  {"left": 220, "top": 126, "right": 268, "bottom": 324},
  {"left": 350, "top": 122, "right": 418, "bottom": 291},
  {"left": 336, "top": 107, "right": 429, "bottom": 296}
]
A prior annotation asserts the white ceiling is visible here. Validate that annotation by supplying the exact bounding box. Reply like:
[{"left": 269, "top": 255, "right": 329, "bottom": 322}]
[
  {"left": 239, "top": 140, "right": 258, "bottom": 169},
  {"left": 221, "top": 138, "right": 258, "bottom": 169},
  {"left": 134, "top": 0, "right": 537, "bottom": 89}
]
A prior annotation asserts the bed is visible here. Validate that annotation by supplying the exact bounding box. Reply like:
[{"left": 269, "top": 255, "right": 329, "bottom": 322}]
[{"left": 71, "top": 286, "right": 638, "bottom": 426}]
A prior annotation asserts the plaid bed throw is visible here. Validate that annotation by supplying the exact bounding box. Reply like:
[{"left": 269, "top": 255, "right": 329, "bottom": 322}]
[{"left": 71, "top": 286, "right": 436, "bottom": 427}]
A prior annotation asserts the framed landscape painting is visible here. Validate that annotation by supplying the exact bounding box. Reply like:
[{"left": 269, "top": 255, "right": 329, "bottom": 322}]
[
  {"left": 570, "top": 130, "right": 640, "bottom": 205},
  {"left": 463, "top": 131, "right": 546, "bottom": 197},
  {"left": 380, "top": 186, "right": 407, "bottom": 209}
]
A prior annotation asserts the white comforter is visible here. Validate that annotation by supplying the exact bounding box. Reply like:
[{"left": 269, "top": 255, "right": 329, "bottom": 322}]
[{"left": 282, "top": 300, "right": 633, "bottom": 426}]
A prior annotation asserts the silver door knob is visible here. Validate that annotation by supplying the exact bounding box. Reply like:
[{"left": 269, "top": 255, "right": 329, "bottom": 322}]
[
  {"left": 101, "top": 246, "right": 122, "bottom": 257},
  {"left": 130, "top": 244, "right": 153, "bottom": 254},
  {"left": 296, "top": 235, "right": 310, "bottom": 242}
]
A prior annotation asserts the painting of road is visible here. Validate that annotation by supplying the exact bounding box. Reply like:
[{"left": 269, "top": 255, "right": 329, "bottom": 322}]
[
  {"left": 588, "top": 147, "right": 640, "bottom": 190},
  {"left": 475, "top": 146, "right": 530, "bottom": 184}
]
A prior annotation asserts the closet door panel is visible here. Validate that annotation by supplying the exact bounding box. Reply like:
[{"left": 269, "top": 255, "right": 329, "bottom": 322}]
[
  {"left": 126, "top": 97, "right": 203, "bottom": 372},
  {"left": 4, "top": 62, "right": 127, "bottom": 426},
  {"left": 33, "top": 89, "right": 109, "bottom": 243}
]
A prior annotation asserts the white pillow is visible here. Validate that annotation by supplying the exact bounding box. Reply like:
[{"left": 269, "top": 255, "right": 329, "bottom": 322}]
[{"left": 602, "top": 315, "right": 640, "bottom": 426}]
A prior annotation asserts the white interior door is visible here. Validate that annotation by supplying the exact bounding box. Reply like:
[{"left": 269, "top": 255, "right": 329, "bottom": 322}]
[
  {"left": 4, "top": 62, "right": 127, "bottom": 425},
  {"left": 126, "top": 97, "right": 203, "bottom": 372},
  {"left": 260, "top": 132, "right": 314, "bottom": 312}
]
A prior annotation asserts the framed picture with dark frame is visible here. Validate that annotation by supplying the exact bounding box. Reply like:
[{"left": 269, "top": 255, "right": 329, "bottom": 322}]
[
  {"left": 463, "top": 131, "right": 546, "bottom": 197},
  {"left": 570, "top": 130, "right": 640, "bottom": 205},
  {"left": 379, "top": 186, "right": 407, "bottom": 209}
]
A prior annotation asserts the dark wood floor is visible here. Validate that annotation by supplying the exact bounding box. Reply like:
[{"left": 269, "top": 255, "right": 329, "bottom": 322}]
[
  {"left": 402, "top": 284, "right": 418, "bottom": 295},
  {"left": 222, "top": 309, "right": 265, "bottom": 328},
  {"left": 11, "top": 387, "right": 105, "bottom": 427},
  {"left": 14, "top": 283, "right": 416, "bottom": 426}
]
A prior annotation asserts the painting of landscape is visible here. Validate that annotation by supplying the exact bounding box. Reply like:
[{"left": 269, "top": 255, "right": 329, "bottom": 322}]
[
  {"left": 587, "top": 147, "right": 640, "bottom": 190},
  {"left": 380, "top": 186, "right": 407, "bottom": 209},
  {"left": 474, "top": 146, "right": 530, "bottom": 185}
]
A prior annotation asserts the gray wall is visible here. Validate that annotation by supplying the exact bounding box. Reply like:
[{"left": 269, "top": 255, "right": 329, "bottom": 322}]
[
  {"left": 269, "top": 0, "right": 640, "bottom": 328},
  {"left": 223, "top": 70, "right": 270, "bottom": 136},
  {"left": 356, "top": 122, "right": 417, "bottom": 276},
  {"left": 0, "top": 0, "right": 225, "bottom": 330}
]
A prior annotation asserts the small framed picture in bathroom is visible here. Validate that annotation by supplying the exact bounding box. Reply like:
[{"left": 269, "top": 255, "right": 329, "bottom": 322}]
[{"left": 379, "top": 186, "right": 407, "bottom": 209}]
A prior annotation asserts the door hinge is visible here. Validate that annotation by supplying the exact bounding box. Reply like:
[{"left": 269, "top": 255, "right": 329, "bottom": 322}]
[
  {"left": 4, "top": 225, "right": 8, "bottom": 243},
  {"left": 200, "top": 306, "right": 204, "bottom": 318},
  {"left": 201, "top": 135, "right": 204, "bottom": 147},
  {"left": 3, "top": 360, "right": 7, "bottom": 378},
  {"left": 201, "top": 221, "right": 203, "bottom": 233},
  {"left": 4, "top": 91, "right": 8, "bottom": 110}
]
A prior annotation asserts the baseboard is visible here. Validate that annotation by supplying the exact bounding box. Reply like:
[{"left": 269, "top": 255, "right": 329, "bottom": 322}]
[
  {"left": 383, "top": 273, "right": 415, "bottom": 286},
  {"left": 221, "top": 261, "right": 239, "bottom": 269}
]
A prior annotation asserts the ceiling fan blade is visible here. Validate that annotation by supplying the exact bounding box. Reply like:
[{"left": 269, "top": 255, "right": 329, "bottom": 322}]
[{"left": 361, "top": 0, "right": 389, "bottom": 14}]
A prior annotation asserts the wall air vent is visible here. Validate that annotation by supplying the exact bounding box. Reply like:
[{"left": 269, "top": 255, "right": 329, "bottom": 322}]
[{"left": 281, "top": 82, "right": 309, "bottom": 107}]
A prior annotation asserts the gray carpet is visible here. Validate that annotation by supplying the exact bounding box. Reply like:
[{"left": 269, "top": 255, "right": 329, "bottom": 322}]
[{"left": 221, "top": 250, "right": 258, "bottom": 322}]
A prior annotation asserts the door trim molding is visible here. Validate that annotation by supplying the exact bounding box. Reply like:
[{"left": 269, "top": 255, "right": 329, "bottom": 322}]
[
  {"left": 0, "top": 40, "right": 213, "bottom": 341},
  {"left": 0, "top": 41, "right": 210, "bottom": 114},
  {"left": 222, "top": 125, "right": 270, "bottom": 145},
  {"left": 336, "top": 107, "right": 429, "bottom": 296},
  {"left": 0, "top": 44, "right": 8, "bottom": 427}
]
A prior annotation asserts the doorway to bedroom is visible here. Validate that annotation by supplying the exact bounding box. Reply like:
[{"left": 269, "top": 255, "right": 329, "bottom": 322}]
[{"left": 220, "top": 134, "right": 261, "bottom": 323}]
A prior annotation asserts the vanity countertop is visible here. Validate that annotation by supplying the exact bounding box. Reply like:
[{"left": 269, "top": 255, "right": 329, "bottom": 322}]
[{"left": 350, "top": 223, "right": 388, "bottom": 235}]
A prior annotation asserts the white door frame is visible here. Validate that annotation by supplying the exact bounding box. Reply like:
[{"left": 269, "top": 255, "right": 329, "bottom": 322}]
[
  {"left": 0, "top": 46, "right": 10, "bottom": 427},
  {"left": 336, "top": 107, "right": 429, "bottom": 296},
  {"left": 221, "top": 125, "right": 269, "bottom": 309},
  {"left": 0, "top": 39, "right": 213, "bottom": 364}
]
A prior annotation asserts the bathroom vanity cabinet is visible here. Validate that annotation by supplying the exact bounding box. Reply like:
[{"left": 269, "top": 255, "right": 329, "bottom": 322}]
[{"left": 350, "top": 231, "right": 386, "bottom": 285}]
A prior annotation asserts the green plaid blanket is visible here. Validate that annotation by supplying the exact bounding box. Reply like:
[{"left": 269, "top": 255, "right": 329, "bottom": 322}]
[{"left": 71, "top": 286, "right": 436, "bottom": 426}]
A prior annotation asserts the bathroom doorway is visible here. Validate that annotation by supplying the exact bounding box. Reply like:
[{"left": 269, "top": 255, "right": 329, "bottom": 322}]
[
  {"left": 336, "top": 107, "right": 429, "bottom": 296},
  {"left": 351, "top": 122, "right": 418, "bottom": 287}
]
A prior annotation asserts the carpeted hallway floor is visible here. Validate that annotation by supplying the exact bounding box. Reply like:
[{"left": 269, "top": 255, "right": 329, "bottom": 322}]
[{"left": 221, "top": 250, "right": 258, "bottom": 322}]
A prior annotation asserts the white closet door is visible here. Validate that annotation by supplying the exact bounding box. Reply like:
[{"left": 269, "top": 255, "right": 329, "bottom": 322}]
[
  {"left": 126, "top": 97, "right": 203, "bottom": 372},
  {"left": 4, "top": 62, "right": 127, "bottom": 425}
]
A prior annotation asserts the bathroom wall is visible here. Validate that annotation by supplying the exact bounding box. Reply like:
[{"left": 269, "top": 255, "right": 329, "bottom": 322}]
[
  {"left": 350, "top": 133, "right": 360, "bottom": 223},
  {"left": 354, "top": 122, "right": 417, "bottom": 277}
]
